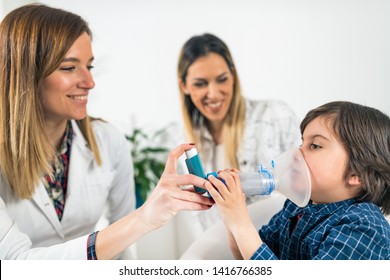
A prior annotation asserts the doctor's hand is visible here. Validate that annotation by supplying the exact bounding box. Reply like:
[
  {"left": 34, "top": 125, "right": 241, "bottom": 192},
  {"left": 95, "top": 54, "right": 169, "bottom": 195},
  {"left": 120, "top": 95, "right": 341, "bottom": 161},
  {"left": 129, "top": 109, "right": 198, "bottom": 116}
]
[{"left": 138, "top": 143, "right": 214, "bottom": 231}]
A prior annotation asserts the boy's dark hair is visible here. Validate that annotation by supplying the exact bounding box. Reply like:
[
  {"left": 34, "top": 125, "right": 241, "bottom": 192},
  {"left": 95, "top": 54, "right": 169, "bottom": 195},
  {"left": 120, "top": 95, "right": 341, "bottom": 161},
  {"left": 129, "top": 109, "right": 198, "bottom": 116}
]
[{"left": 300, "top": 101, "right": 390, "bottom": 215}]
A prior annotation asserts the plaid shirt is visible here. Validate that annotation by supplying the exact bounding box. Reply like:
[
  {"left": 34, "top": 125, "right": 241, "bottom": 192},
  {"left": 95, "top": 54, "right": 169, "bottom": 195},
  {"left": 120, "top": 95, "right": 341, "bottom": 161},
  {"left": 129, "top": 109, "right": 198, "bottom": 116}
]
[
  {"left": 43, "top": 122, "right": 73, "bottom": 221},
  {"left": 251, "top": 199, "right": 390, "bottom": 260}
]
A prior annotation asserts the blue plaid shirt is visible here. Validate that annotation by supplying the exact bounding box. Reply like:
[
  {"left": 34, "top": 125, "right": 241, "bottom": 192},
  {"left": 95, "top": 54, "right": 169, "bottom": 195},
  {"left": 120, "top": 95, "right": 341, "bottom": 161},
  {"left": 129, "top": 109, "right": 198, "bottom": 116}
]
[{"left": 251, "top": 199, "right": 390, "bottom": 260}]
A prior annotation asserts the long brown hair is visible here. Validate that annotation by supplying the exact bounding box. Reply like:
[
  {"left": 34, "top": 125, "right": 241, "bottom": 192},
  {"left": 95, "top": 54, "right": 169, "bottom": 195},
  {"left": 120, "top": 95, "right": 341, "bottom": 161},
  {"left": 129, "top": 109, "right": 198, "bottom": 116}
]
[
  {"left": 300, "top": 101, "right": 390, "bottom": 215},
  {"left": 0, "top": 4, "right": 101, "bottom": 199},
  {"left": 177, "top": 33, "right": 245, "bottom": 168}
]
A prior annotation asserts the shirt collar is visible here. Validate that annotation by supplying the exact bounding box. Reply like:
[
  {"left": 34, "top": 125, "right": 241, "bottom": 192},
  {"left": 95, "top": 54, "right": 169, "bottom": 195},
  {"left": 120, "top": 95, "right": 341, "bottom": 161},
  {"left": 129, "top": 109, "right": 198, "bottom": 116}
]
[
  {"left": 301, "top": 199, "right": 357, "bottom": 215},
  {"left": 58, "top": 121, "right": 74, "bottom": 156}
]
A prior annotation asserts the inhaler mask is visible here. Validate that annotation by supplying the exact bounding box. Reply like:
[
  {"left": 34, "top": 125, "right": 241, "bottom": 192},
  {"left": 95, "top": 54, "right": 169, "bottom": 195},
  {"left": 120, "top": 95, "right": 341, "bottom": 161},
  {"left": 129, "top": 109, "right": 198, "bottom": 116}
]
[{"left": 240, "top": 148, "right": 311, "bottom": 207}]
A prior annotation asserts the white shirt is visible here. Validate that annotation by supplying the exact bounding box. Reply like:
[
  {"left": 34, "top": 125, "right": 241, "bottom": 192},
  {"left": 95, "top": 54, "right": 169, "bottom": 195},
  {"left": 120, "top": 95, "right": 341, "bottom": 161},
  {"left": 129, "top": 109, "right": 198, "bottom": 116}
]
[
  {"left": 0, "top": 120, "right": 135, "bottom": 259},
  {"left": 212, "top": 144, "right": 228, "bottom": 171},
  {"left": 198, "top": 99, "right": 300, "bottom": 173}
]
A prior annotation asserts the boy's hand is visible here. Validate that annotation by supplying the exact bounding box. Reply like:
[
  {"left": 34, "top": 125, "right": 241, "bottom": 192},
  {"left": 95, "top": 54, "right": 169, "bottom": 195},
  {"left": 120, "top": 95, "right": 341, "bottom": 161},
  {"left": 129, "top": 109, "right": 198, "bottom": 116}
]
[
  {"left": 205, "top": 169, "right": 250, "bottom": 232},
  {"left": 205, "top": 168, "right": 263, "bottom": 260}
]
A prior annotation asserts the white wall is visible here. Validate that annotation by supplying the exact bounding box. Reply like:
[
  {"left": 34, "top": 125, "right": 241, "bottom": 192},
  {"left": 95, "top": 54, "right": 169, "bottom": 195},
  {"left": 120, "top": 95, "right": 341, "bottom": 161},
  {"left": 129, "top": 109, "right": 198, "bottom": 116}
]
[{"left": 1, "top": 0, "right": 388, "bottom": 133}]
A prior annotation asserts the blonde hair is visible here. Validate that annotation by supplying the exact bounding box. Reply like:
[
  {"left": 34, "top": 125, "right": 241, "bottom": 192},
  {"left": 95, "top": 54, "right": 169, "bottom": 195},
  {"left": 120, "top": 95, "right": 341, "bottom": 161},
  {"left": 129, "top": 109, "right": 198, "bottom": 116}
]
[
  {"left": 0, "top": 4, "right": 101, "bottom": 199},
  {"left": 177, "top": 33, "right": 245, "bottom": 168}
]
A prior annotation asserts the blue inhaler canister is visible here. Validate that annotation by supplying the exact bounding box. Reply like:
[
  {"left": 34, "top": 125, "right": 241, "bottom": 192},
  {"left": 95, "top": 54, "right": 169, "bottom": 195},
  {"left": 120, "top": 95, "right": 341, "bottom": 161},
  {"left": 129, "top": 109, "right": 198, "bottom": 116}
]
[{"left": 185, "top": 147, "right": 207, "bottom": 193}]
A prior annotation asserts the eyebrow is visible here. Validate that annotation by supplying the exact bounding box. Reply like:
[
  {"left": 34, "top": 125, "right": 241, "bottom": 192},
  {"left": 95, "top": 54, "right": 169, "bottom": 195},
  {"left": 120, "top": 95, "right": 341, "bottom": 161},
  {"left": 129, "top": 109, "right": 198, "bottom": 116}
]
[
  {"left": 62, "top": 56, "right": 95, "bottom": 63},
  {"left": 191, "top": 71, "right": 229, "bottom": 81},
  {"left": 301, "top": 134, "right": 330, "bottom": 141}
]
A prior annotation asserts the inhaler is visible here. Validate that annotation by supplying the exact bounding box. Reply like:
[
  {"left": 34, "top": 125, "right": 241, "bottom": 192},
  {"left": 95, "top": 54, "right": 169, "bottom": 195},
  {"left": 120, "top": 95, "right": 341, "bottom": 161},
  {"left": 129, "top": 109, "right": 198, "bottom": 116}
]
[
  {"left": 185, "top": 147, "right": 311, "bottom": 207},
  {"left": 184, "top": 148, "right": 208, "bottom": 194}
]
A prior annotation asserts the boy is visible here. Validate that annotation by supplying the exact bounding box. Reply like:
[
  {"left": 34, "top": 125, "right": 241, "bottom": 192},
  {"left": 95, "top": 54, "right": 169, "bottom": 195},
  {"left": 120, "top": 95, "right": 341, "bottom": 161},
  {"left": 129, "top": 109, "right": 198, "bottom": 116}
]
[{"left": 205, "top": 101, "right": 390, "bottom": 259}]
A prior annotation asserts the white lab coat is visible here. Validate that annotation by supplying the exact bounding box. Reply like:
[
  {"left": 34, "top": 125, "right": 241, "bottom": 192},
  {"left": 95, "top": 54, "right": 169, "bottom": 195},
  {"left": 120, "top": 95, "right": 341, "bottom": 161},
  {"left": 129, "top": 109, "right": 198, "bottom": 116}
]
[{"left": 0, "top": 120, "right": 135, "bottom": 259}]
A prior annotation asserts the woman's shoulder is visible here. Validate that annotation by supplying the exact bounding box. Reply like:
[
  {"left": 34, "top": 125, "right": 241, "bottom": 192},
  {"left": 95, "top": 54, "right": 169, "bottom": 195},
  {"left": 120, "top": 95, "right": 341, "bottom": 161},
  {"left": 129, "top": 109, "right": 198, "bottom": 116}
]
[
  {"left": 85, "top": 119, "right": 129, "bottom": 154},
  {"left": 90, "top": 119, "right": 125, "bottom": 140}
]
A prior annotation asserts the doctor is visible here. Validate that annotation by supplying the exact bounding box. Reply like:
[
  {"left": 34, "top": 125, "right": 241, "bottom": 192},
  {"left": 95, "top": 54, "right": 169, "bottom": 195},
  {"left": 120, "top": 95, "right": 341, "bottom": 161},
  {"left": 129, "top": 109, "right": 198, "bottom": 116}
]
[
  {"left": 0, "top": 4, "right": 213, "bottom": 259},
  {"left": 175, "top": 33, "right": 300, "bottom": 237}
]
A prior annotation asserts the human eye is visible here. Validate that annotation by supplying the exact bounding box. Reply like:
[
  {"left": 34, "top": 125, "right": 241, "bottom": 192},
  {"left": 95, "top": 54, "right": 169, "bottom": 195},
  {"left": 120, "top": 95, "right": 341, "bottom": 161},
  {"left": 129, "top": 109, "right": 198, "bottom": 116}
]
[
  {"left": 310, "top": 143, "right": 322, "bottom": 150},
  {"left": 59, "top": 65, "right": 76, "bottom": 72},
  {"left": 193, "top": 80, "right": 207, "bottom": 88},
  {"left": 217, "top": 75, "right": 228, "bottom": 83},
  {"left": 87, "top": 65, "right": 94, "bottom": 71}
]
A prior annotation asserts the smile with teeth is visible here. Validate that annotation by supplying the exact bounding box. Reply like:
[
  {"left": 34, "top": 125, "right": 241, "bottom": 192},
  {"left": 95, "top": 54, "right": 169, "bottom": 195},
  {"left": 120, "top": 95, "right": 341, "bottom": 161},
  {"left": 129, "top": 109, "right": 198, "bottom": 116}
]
[
  {"left": 69, "top": 95, "right": 87, "bottom": 101},
  {"left": 206, "top": 101, "right": 222, "bottom": 108}
]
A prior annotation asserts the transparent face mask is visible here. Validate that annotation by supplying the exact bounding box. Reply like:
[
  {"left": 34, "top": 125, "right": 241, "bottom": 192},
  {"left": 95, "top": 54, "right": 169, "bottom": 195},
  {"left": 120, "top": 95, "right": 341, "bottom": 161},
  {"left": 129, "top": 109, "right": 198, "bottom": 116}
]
[{"left": 239, "top": 148, "right": 311, "bottom": 207}]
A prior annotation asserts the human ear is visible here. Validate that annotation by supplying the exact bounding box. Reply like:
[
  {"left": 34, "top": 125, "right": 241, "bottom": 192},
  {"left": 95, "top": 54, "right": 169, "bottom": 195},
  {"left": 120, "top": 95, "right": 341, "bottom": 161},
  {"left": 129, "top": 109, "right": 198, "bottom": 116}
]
[
  {"left": 179, "top": 79, "right": 189, "bottom": 95},
  {"left": 348, "top": 174, "right": 362, "bottom": 186}
]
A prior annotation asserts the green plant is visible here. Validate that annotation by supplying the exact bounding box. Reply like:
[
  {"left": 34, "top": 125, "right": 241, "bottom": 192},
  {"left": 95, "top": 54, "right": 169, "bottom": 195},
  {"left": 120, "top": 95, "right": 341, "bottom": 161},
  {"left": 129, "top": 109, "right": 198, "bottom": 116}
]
[{"left": 125, "top": 127, "right": 169, "bottom": 207}]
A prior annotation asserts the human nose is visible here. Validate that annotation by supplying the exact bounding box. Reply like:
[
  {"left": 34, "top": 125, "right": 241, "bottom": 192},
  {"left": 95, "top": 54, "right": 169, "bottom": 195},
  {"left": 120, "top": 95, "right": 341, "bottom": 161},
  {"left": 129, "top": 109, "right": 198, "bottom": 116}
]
[
  {"left": 207, "top": 82, "right": 220, "bottom": 98},
  {"left": 298, "top": 147, "right": 307, "bottom": 160},
  {"left": 78, "top": 68, "right": 95, "bottom": 89}
]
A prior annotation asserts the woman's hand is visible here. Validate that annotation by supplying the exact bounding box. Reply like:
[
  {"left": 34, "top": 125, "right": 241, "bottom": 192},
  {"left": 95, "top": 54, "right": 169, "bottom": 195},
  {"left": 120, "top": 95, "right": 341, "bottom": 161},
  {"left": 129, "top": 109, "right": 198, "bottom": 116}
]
[
  {"left": 138, "top": 143, "right": 214, "bottom": 231},
  {"left": 95, "top": 144, "right": 213, "bottom": 259}
]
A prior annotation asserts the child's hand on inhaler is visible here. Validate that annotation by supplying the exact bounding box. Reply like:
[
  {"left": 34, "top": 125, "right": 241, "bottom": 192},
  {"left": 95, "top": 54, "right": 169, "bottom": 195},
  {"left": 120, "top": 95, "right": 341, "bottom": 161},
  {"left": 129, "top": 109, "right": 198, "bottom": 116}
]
[
  {"left": 207, "top": 168, "right": 240, "bottom": 189},
  {"left": 207, "top": 169, "right": 243, "bottom": 193}
]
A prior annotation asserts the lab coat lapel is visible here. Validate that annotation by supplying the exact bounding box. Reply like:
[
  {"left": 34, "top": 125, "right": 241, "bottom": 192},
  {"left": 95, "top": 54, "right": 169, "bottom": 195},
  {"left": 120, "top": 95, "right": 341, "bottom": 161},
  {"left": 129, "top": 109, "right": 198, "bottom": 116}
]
[
  {"left": 31, "top": 181, "right": 64, "bottom": 237},
  {"left": 30, "top": 121, "right": 94, "bottom": 237},
  {"left": 62, "top": 121, "right": 94, "bottom": 220}
]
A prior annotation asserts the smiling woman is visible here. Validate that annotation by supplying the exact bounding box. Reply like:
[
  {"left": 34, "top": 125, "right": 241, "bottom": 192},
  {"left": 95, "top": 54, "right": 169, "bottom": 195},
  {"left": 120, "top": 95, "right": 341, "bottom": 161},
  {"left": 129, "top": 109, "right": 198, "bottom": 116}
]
[
  {"left": 41, "top": 33, "right": 95, "bottom": 148},
  {"left": 0, "top": 3, "right": 133, "bottom": 258},
  {"left": 180, "top": 52, "right": 234, "bottom": 128},
  {"left": 176, "top": 33, "right": 301, "bottom": 234}
]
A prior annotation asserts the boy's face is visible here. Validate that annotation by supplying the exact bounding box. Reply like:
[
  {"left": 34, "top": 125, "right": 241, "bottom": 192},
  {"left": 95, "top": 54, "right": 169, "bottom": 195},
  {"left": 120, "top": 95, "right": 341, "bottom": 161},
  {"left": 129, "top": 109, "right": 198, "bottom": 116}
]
[{"left": 300, "top": 117, "right": 360, "bottom": 204}]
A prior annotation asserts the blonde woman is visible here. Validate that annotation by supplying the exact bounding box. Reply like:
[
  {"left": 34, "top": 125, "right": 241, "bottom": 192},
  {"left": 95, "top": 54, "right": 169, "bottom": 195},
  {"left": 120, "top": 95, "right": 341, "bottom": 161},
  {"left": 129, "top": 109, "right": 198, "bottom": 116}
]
[
  {"left": 177, "top": 33, "right": 300, "bottom": 233},
  {"left": 0, "top": 4, "right": 213, "bottom": 259}
]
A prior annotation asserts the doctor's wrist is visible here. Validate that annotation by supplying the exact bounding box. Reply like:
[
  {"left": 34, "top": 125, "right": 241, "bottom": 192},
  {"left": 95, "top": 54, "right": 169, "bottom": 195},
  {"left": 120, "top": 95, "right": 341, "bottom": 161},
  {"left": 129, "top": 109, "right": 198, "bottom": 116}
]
[{"left": 87, "top": 231, "right": 99, "bottom": 260}]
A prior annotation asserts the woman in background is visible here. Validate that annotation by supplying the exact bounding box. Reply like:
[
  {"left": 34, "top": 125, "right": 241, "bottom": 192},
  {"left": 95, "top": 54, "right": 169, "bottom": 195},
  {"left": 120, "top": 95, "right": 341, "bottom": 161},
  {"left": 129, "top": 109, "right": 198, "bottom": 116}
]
[{"left": 176, "top": 33, "right": 300, "bottom": 233}]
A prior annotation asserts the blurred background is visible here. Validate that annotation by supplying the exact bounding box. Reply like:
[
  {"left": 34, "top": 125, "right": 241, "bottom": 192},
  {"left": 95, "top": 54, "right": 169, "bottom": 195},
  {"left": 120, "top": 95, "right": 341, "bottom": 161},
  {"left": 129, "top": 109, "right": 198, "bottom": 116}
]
[{"left": 1, "top": 0, "right": 389, "bottom": 134}]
